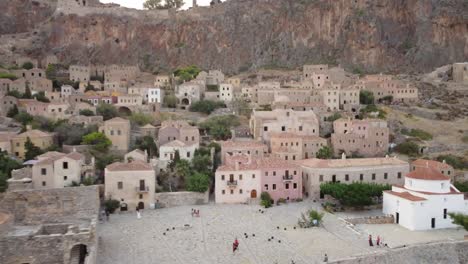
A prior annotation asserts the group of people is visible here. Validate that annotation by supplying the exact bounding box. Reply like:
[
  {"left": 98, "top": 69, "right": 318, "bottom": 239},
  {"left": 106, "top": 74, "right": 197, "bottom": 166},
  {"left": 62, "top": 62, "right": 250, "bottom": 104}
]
[
  {"left": 368, "top": 234, "right": 387, "bottom": 247},
  {"left": 191, "top": 208, "right": 200, "bottom": 217}
]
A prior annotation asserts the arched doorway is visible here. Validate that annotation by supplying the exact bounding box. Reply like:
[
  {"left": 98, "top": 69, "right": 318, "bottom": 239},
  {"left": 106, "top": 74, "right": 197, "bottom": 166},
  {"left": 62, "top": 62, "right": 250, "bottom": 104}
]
[
  {"left": 120, "top": 203, "right": 128, "bottom": 211},
  {"left": 181, "top": 98, "right": 190, "bottom": 105},
  {"left": 70, "top": 244, "right": 87, "bottom": 264},
  {"left": 250, "top": 189, "right": 257, "bottom": 199},
  {"left": 118, "top": 106, "right": 132, "bottom": 116},
  {"left": 138, "top": 202, "right": 145, "bottom": 210}
]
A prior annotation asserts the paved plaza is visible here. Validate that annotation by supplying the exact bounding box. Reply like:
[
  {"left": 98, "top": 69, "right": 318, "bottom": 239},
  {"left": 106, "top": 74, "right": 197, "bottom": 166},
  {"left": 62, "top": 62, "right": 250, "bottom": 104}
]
[{"left": 97, "top": 201, "right": 466, "bottom": 264}]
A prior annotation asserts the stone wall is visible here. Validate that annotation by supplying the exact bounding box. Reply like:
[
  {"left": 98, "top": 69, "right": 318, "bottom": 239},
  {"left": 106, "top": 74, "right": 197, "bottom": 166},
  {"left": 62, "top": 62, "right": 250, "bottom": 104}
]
[
  {"left": 155, "top": 191, "right": 209, "bottom": 208},
  {"left": 331, "top": 240, "right": 468, "bottom": 264},
  {"left": 0, "top": 186, "right": 100, "bottom": 225},
  {"left": 346, "top": 215, "right": 394, "bottom": 225}
]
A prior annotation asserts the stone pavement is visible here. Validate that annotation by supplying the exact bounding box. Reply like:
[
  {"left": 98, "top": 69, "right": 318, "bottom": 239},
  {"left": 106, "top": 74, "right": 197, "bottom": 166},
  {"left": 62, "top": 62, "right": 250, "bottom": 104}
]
[{"left": 97, "top": 201, "right": 465, "bottom": 264}]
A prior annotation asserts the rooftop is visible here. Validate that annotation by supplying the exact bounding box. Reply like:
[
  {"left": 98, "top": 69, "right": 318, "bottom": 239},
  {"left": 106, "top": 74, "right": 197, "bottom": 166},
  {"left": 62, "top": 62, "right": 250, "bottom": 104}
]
[
  {"left": 298, "top": 156, "right": 407, "bottom": 169},
  {"left": 13, "top": 129, "right": 53, "bottom": 139},
  {"left": 217, "top": 157, "right": 299, "bottom": 172},
  {"left": 221, "top": 140, "right": 266, "bottom": 148},
  {"left": 106, "top": 160, "right": 153, "bottom": 172},
  {"left": 406, "top": 167, "right": 450, "bottom": 181},
  {"left": 412, "top": 159, "right": 452, "bottom": 170},
  {"left": 384, "top": 191, "right": 427, "bottom": 202}
]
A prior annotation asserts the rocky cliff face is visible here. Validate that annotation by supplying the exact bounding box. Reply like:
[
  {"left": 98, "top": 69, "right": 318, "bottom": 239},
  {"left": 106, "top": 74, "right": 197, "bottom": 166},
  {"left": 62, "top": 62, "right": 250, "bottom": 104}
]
[{"left": 1, "top": 0, "right": 467, "bottom": 74}]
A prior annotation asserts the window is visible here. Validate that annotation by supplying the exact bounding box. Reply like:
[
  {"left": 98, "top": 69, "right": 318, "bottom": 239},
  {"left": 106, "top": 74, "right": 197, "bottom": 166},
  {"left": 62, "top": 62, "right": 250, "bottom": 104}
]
[
  {"left": 64, "top": 176, "right": 68, "bottom": 180},
  {"left": 360, "top": 174, "right": 364, "bottom": 181},
  {"left": 118, "top": 130, "right": 121, "bottom": 135},
  {"left": 139, "top": 194, "right": 143, "bottom": 199},
  {"left": 117, "top": 182, "right": 123, "bottom": 189},
  {"left": 265, "top": 171, "right": 268, "bottom": 176},
  {"left": 397, "top": 172, "right": 402, "bottom": 179},
  {"left": 221, "top": 175, "right": 225, "bottom": 180},
  {"left": 42, "top": 181, "right": 46, "bottom": 186},
  {"left": 443, "top": 208, "right": 447, "bottom": 219},
  {"left": 293, "top": 183, "right": 297, "bottom": 189},
  {"left": 273, "top": 184, "right": 276, "bottom": 190},
  {"left": 222, "top": 190, "right": 225, "bottom": 195},
  {"left": 273, "top": 171, "right": 276, "bottom": 176},
  {"left": 384, "top": 173, "right": 388, "bottom": 179},
  {"left": 345, "top": 174, "right": 349, "bottom": 181},
  {"left": 319, "top": 175, "right": 324, "bottom": 182},
  {"left": 63, "top": 162, "right": 68, "bottom": 169},
  {"left": 252, "top": 174, "right": 255, "bottom": 179},
  {"left": 285, "top": 183, "right": 289, "bottom": 189},
  {"left": 372, "top": 174, "right": 376, "bottom": 180},
  {"left": 187, "top": 152, "right": 191, "bottom": 158},
  {"left": 264, "top": 126, "right": 268, "bottom": 132},
  {"left": 239, "top": 189, "right": 243, "bottom": 194},
  {"left": 239, "top": 175, "right": 243, "bottom": 180},
  {"left": 264, "top": 184, "right": 268, "bottom": 190},
  {"left": 230, "top": 189, "right": 234, "bottom": 194},
  {"left": 281, "top": 126, "right": 286, "bottom": 131},
  {"left": 110, "top": 130, "right": 114, "bottom": 136},
  {"left": 41, "top": 168, "right": 47, "bottom": 175}
]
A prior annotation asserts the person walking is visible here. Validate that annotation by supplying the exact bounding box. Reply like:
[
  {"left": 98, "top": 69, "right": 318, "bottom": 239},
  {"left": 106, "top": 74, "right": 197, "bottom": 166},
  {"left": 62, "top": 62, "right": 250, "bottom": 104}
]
[
  {"left": 368, "top": 235, "right": 373, "bottom": 246},
  {"left": 376, "top": 235, "right": 381, "bottom": 246},
  {"left": 323, "top": 253, "right": 328, "bottom": 263},
  {"left": 105, "top": 210, "right": 110, "bottom": 221},
  {"left": 137, "top": 208, "right": 141, "bottom": 219},
  {"left": 233, "top": 238, "right": 239, "bottom": 253}
]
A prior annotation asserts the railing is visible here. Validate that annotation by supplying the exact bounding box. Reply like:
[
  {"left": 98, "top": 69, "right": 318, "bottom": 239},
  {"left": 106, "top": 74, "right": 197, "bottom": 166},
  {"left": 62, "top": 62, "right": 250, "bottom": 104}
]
[
  {"left": 227, "top": 180, "right": 238, "bottom": 187},
  {"left": 135, "top": 186, "right": 149, "bottom": 193},
  {"left": 283, "top": 175, "right": 293, "bottom": 181}
]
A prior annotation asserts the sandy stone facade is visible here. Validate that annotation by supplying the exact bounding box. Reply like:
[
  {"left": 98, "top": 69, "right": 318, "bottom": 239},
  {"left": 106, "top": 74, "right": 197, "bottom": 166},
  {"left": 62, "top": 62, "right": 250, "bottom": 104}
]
[
  {"left": 270, "top": 132, "right": 327, "bottom": 160},
  {"left": 299, "top": 155, "right": 409, "bottom": 198},
  {"left": 99, "top": 117, "right": 131, "bottom": 152},
  {"left": 331, "top": 118, "right": 389, "bottom": 157},
  {"left": 11, "top": 129, "right": 55, "bottom": 159},
  {"left": 220, "top": 140, "right": 268, "bottom": 164},
  {"left": 105, "top": 160, "right": 156, "bottom": 211},
  {"left": 158, "top": 120, "right": 200, "bottom": 146},
  {"left": 452, "top": 62, "right": 468, "bottom": 84}
]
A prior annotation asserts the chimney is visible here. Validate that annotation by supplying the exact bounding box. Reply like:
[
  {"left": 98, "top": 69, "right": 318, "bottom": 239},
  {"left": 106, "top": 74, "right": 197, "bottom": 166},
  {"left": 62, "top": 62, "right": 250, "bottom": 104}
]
[{"left": 341, "top": 152, "right": 346, "bottom": 160}]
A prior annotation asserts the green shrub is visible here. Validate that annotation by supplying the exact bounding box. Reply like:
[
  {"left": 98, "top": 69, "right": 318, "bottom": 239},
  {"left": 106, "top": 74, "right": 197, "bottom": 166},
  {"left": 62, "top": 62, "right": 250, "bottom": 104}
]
[
  {"left": 454, "top": 182, "right": 468, "bottom": 192},
  {"left": 260, "top": 191, "right": 273, "bottom": 208},
  {"left": 104, "top": 199, "right": 120, "bottom": 214},
  {"left": 360, "top": 90, "right": 374, "bottom": 105},
  {"left": 401, "top": 128, "right": 433, "bottom": 141},
  {"left": 0, "top": 72, "right": 17, "bottom": 80},
  {"left": 186, "top": 172, "right": 210, "bottom": 193},
  {"left": 199, "top": 115, "right": 240, "bottom": 140},
  {"left": 394, "top": 141, "right": 420, "bottom": 157},
  {"left": 436, "top": 155, "right": 468, "bottom": 170},
  {"left": 325, "top": 113, "right": 342, "bottom": 122},
  {"left": 320, "top": 182, "right": 391, "bottom": 207},
  {"left": 316, "top": 146, "right": 333, "bottom": 159},
  {"left": 173, "top": 65, "right": 201, "bottom": 82},
  {"left": 79, "top": 109, "right": 95, "bottom": 116},
  {"left": 21, "top": 62, "right": 34, "bottom": 70},
  {"left": 189, "top": 100, "right": 225, "bottom": 114},
  {"left": 449, "top": 213, "right": 468, "bottom": 231}
]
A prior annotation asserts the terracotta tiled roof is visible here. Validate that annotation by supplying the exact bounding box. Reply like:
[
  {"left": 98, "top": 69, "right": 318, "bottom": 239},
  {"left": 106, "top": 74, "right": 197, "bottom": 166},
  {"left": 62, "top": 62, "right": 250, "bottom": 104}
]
[
  {"left": 384, "top": 191, "right": 427, "bottom": 201},
  {"left": 393, "top": 184, "right": 461, "bottom": 196},
  {"left": 412, "top": 159, "right": 452, "bottom": 170},
  {"left": 298, "top": 157, "right": 407, "bottom": 168},
  {"left": 406, "top": 167, "right": 450, "bottom": 181},
  {"left": 35, "top": 151, "right": 84, "bottom": 165},
  {"left": 106, "top": 160, "right": 153, "bottom": 171},
  {"left": 217, "top": 157, "right": 300, "bottom": 172},
  {"left": 221, "top": 140, "right": 266, "bottom": 148},
  {"left": 106, "top": 117, "right": 129, "bottom": 123},
  {"left": 14, "top": 130, "right": 53, "bottom": 139},
  {"left": 161, "top": 140, "right": 188, "bottom": 148}
]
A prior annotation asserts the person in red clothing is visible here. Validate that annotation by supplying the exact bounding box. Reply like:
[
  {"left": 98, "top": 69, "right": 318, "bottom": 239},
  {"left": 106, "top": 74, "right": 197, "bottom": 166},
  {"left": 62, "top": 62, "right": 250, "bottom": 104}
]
[{"left": 233, "top": 238, "right": 239, "bottom": 253}]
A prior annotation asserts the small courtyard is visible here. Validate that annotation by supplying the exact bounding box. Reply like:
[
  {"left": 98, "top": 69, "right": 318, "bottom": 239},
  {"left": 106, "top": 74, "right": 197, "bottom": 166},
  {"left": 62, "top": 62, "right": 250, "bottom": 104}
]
[{"left": 97, "top": 202, "right": 465, "bottom": 264}]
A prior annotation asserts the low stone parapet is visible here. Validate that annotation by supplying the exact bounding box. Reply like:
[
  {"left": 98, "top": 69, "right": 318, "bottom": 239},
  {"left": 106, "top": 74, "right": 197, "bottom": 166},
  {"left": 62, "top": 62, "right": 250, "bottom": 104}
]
[
  {"left": 154, "top": 191, "right": 209, "bottom": 208},
  {"left": 346, "top": 215, "right": 394, "bottom": 225}
]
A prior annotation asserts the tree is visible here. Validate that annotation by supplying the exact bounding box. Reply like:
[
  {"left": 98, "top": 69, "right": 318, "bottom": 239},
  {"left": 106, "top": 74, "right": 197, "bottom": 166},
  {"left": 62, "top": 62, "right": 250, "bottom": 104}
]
[
  {"left": 449, "top": 213, "right": 468, "bottom": 231},
  {"left": 82, "top": 132, "right": 112, "bottom": 152},
  {"left": 163, "top": 94, "right": 177, "bottom": 108},
  {"left": 191, "top": 154, "right": 212, "bottom": 175},
  {"left": 186, "top": 172, "right": 210, "bottom": 193},
  {"left": 260, "top": 192, "right": 273, "bottom": 208},
  {"left": 0, "top": 172, "right": 8, "bottom": 193},
  {"left": 175, "top": 159, "right": 192, "bottom": 179},
  {"left": 135, "top": 136, "right": 157, "bottom": 158},
  {"left": 0, "top": 72, "right": 18, "bottom": 80},
  {"left": 320, "top": 182, "right": 391, "bottom": 207},
  {"left": 13, "top": 111, "right": 33, "bottom": 126},
  {"left": 79, "top": 109, "right": 95, "bottom": 116},
  {"left": 316, "top": 146, "right": 333, "bottom": 159},
  {"left": 360, "top": 90, "right": 374, "bottom": 105},
  {"left": 96, "top": 104, "right": 119, "bottom": 121},
  {"left": 21, "top": 62, "right": 34, "bottom": 70},
  {"left": 104, "top": 199, "right": 120, "bottom": 214},
  {"left": 199, "top": 115, "right": 240, "bottom": 140},
  {"left": 189, "top": 100, "right": 225, "bottom": 114},
  {"left": 6, "top": 105, "right": 19, "bottom": 118},
  {"left": 144, "top": 0, "right": 184, "bottom": 10},
  {"left": 129, "top": 112, "right": 154, "bottom": 126},
  {"left": 24, "top": 137, "right": 44, "bottom": 160},
  {"left": 33, "top": 91, "right": 50, "bottom": 103},
  {"left": 55, "top": 123, "right": 95, "bottom": 146},
  {"left": 0, "top": 151, "right": 22, "bottom": 177},
  {"left": 173, "top": 65, "right": 201, "bottom": 82},
  {"left": 394, "top": 141, "right": 420, "bottom": 157},
  {"left": 22, "top": 87, "right": 32, "bottom": 99},
  {"left": 6, "top": 90, "right": 22, "bottom": 98}
]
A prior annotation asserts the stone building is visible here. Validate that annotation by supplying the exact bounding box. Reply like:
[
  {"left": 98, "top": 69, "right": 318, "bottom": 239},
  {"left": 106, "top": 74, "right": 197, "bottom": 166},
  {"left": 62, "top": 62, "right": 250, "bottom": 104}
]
[
  {"left": 155, "top": 74, "right": 171, "bottom": 88},
  {"left": 29, "top": 77, "right": 53, "bottom": 93},
  {"left": 99, "top": 117, "right": 131, "bottom": 152},
  {"left": 219, "top": 83, "right": 235, "bottom": 102},
  {"left": 69, "top": 65, "right": 91, "bottom": 82},
  {"left": 215, "top": 154, "right": 302, "bottom": 204},
  {"left": 0, "top": 132, "right": 17, "bottom": 154},
  {"left": 11, "top": 129, "right": 55, "bottom": 159},
  {"left": 117, "top": 94, "right": 143, "bottom": 107},
  {"left": 250, "top": 109, "right": 319, "bottom": 143},
  {"left": 331, "top": 118, "right": 389, "bottom": 157},
  {"left": 0, "top": 96, "right": 18, "bottom": 116},
  {"left": 105, "top": 160, "right": 156, "bottom": 211},
  {"left": 220, "top": 140, "right": 268, "bottom": 164},
  {"left": 124, "top": 149, "right": 148, "bottom": 162},
  {"left": 13, "top": 68, "right": 46, "bottom": 80},
  {"left": 69, "top": 115, "right": 104, "bottom": 127},
  {"left": 175, "top": 81, "right": 203, "bottom": 109},
  {"left": 383, "top": 167, "right": 468, "bottom": 230},
  {"left": 140, "top": 123, "right": 157, "bottom": 137},
  {"left": 0, "top": 186, "right": 99, "bottom": 264},
  {"left": 158, "top": 120, "right": 200, "bottom": 146},
  {"left": 359, "top": 75, "right": 419, "bottom": 103},
  {"left": 411, "top": 159, "right": 455, "bottom": 179},
  {"left": 31, "top": 150, "right": 94, "bottom": 189},
  {"left": 452, "top": 62, "right": 468, "bottom": 84},
  {"left": 270, "top": 132, "right": 327, "bottom": 161},
  {"left": 18, "top": 99, "right": 48, "bottom": 116},
  {"left": 45, "top": 102, "right": 71, "bottom": 120},
  {"left": 158, "top": 140, "right": 199, "bottom": 170},
  {"left": 299, "top": 155, "right": 409, "bottom": 198},
  {"left": 104, "top": 65, "right": 139, "bottom": 83}
]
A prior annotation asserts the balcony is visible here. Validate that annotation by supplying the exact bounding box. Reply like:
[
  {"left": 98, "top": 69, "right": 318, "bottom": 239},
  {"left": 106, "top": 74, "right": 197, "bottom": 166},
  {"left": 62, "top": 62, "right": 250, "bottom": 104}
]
[
  {"left": 135, "top": 186, "right": 149, "bottom": 193},
  {"left": 283, "top": 175, "right": 293, "bottom": 182},
  {"left": 226, "top": 180, "right": 238, "bottom": 187}
]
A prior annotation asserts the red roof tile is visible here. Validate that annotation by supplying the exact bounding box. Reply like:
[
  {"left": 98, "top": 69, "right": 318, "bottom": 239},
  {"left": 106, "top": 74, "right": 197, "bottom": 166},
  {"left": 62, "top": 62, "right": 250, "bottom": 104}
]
[
  {"left": 406, "top": 167, "right": 450, "bottom": 181},
  {"left": 384, "top": 191, "right": 427, "bottom": 201}
]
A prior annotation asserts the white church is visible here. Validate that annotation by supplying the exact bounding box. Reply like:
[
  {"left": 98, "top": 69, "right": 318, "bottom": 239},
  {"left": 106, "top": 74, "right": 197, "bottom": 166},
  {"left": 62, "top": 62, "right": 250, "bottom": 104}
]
[{"left": 383, "top": 166, "right": 468, "bottom": 231}]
